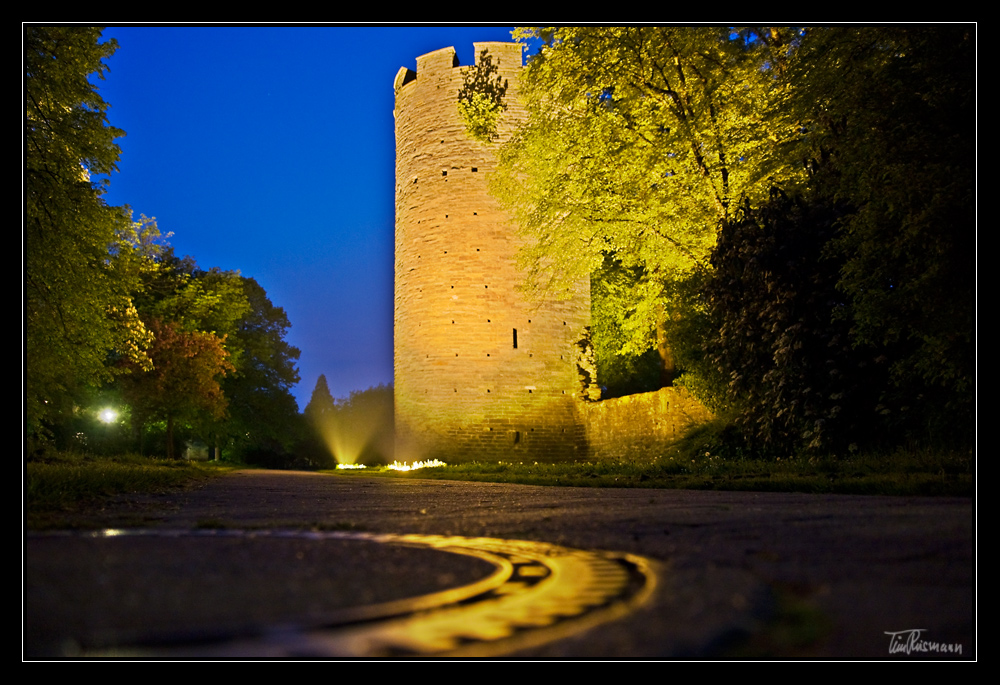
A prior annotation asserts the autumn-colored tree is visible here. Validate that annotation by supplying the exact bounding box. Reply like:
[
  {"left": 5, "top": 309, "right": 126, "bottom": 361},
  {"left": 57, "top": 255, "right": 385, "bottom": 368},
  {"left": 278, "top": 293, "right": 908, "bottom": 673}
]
[{"left": 120, "top": 319, "right": 233, "bottom": 458}]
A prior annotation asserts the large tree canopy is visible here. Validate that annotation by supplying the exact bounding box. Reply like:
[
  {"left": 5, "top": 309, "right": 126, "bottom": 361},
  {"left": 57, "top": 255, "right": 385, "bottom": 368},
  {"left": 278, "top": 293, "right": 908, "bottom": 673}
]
[
  {"left": 25, "top": 26, "right": 151, "bottom": 434},
  {"left": 492, "top": 26, "right": 808, "bottom": 356},
  {"left": 123, "top": 242, "right": 302, "bottom": 458},
  {"left": 494, "top": 25, "right": 974, "bottom": 452}
]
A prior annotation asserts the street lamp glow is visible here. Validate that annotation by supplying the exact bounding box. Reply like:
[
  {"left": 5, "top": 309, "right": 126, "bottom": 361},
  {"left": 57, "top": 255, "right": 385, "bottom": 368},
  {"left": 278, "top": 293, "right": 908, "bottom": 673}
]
[{"left": 98, "top": 408, "right": 118, "bottom": 424}]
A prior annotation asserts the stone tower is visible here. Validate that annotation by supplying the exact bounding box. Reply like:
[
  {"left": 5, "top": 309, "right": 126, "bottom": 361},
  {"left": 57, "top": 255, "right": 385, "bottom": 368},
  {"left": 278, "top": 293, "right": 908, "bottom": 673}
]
[{"left": 393, "top": 43, "right": 591, "bottom": 463}]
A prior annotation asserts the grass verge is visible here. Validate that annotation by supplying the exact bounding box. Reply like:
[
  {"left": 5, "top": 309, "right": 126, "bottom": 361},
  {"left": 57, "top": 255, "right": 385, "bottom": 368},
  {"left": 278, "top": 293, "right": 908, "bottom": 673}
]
[
  {"left": 324, "top": 430, "right": 973, "bottom": 497},
  {"left": 25, "top": 451, "right": 235, "bottom": 528}
]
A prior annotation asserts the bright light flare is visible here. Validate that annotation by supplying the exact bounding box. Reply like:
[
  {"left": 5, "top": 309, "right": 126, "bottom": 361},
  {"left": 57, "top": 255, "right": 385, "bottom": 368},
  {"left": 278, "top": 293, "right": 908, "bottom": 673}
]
[
  {"left": 385, "top": 459, "right": 447, "bottom": 471},
  {"left": 98, "top": 408, "right": 118, "bottom": 424},
  {"left": 336, "top": 463, "right": 368, "bottom": 469}
]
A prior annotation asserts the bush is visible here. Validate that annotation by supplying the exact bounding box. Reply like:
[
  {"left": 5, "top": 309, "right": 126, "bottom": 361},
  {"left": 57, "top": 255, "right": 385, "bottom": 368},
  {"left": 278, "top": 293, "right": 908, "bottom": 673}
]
[{"left": 705, "top": 191, "right": 891, "bottom": 454}]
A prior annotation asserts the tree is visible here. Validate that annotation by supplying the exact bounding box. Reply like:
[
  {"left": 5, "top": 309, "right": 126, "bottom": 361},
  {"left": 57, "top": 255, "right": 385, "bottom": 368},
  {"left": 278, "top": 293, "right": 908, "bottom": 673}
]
[
  {"left": 457, "top": 49, "right": 509, "bottom": 142},
  {"left": 327, "top": 385, "right": 394, "bottom": 465},
  {"left": 304, "top": 374, "right": 336, "bottom": 428},
  {"left": 787, "top": 26, "right": 975, "bottom": 440},
  {"left": 589, "top": 257, "right": 664, "bottom": 398},
  {"left": 25, "top": 26, "right": 151, "bottom": 436},
  {"left": 303, "top": 380, "right": 394, "bottom": 466},
  {"left": 123, "top": 244, "right": 305, "bottom": 459},
  {"left": 219, "top": 277, "right": 301, "bottom": 458},
  {"left": 492, "top": 27, "right": 807, "bottom": 357},
  {"left": 302, "top": 374, "right": 338, "bottom": 468},
  {"left": 495, "top": 26, "right": 974, "bottom": 453},
  {"left": 119, "top": 319, "right": 233, "bottom": 458},
  {"left": 705, "top": 191, "right": 893, "bottom": 453}
]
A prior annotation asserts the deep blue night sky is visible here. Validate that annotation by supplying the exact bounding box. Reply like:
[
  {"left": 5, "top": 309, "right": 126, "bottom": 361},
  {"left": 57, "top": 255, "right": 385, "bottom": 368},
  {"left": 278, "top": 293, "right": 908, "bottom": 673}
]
[{"left": 96, "top": 25, "right": 526, "bottom": 409}]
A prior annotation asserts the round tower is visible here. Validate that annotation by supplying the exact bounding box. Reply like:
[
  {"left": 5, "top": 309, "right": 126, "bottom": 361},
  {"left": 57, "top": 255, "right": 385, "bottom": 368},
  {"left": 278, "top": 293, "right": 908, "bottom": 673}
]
[{"left": 393, "top": 43, "right": 592, "bottom": 463}]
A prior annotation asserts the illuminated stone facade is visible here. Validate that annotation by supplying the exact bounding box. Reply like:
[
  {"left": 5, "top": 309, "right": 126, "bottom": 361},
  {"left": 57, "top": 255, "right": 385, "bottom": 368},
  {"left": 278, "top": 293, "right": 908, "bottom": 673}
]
[{"left": 393, "top": 43, "right": 591, "bottom": 462}]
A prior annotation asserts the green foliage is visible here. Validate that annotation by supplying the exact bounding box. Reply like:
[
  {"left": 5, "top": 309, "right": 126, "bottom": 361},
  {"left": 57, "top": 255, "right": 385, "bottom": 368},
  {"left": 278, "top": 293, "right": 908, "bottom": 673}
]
[
  {"left": 301, "top": 374, "right": 338, "bottom": 468},
  {"left": 697, "top": 27, "right": 975, "bottom": 453},
  {"left": 705, "top": 192, "right": 888, "bottom": 453},
  {"left": 305, "top": 380, "right": 394, "bottom": 467},
  {"left": 304, "top": 374, "right": 336, "bottom": 427},
  {"left": 219, "top": 277, "right": 302, "bottom": 459},
  {"left": 23, "top": 28, "right": 304, "bottom": 460},
  {"left": 101, "top": 238, "right": 303, "bottom": 460},
  {"left": 359, "top": 444, "right": 971, "bottom": 497},
  {"left": 457, "top": 49, "right": 508, "bottom": 142},
  {"left": 119, "top": 319, "right": 234, "bottom": 458},
  {"left": 25, "top": 26, "right": 152, "bottom": 436},
  {"left": 494, "top": 27, "right": 807, "bottom": 321},
  {"left": 590, "top": 258, "right": 663, "bottom": 398},
  {"left": 497, "top": 25, "right": 974, "bottom": 454},
  {"left": 790, "top": 27, "right": 976, "bottom": 440},
  {"left": 338, "top": 385, "right": 395, "bottom": 464}
]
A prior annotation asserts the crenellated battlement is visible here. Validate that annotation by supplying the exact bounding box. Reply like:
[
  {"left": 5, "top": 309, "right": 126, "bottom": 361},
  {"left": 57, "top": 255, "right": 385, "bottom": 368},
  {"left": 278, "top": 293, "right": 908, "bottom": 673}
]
[{"left": 394, "top": 43, "right": 523, "bottom": 96}]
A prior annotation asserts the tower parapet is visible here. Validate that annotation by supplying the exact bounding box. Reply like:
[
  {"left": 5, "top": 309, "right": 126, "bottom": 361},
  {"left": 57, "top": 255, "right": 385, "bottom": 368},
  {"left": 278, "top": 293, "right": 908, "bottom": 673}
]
[{"left": 393, "top": 43, "right": 591, "bottom": 462}]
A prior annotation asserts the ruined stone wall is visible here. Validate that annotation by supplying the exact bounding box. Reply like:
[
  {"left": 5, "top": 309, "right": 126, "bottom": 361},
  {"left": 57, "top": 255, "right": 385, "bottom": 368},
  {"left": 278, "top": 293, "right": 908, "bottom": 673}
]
[
  {"left": 393, "top": 43, "right": 591, "bottom": 463},
  {"left": 582, "top": 388, "right": 714, "bottom": 461}
]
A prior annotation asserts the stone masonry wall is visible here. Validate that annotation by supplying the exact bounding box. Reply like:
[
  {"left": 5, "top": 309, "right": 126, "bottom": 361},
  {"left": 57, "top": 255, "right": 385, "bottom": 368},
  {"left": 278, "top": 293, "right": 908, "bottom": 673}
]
[
  {"left": 582, "top": 387, "right": 714, "bottom": 461},
  {"left": 393, "top": 43, "right": 591, "bottom": 463}
]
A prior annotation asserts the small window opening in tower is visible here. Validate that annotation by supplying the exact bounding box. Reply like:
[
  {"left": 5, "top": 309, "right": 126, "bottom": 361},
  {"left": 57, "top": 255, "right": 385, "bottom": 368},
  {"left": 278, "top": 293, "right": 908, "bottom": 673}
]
[
  {"left": 442, "top": 170, "right": 447, "bottom": 176},
  {"left": 474, "top": 212, "right": 478, "bottom": 215},
  {"left": 513, "top": 329, "right": 518, "bottom": 349},
  {"left": 472, "top": 167, "right": 478, "bottom": 172}
]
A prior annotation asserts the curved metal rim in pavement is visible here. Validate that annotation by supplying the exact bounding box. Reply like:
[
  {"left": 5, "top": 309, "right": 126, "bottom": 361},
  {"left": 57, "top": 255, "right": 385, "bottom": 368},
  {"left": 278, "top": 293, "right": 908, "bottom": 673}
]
[{"left": 74, "top": 528, "right": 658, "bottom": 658}]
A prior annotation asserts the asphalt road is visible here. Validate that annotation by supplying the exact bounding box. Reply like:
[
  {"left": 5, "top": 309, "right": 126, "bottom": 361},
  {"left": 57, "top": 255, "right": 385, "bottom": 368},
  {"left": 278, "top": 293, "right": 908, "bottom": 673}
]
[{"left": 24, "top": 470, "right": 975, "bottom": 659}]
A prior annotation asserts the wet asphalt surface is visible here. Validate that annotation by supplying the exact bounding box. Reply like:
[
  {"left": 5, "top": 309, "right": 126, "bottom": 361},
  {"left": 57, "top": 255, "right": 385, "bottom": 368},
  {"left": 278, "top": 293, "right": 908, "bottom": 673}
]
[{"left": 24, "top": 470, "right": 975, "bottom": 659}]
